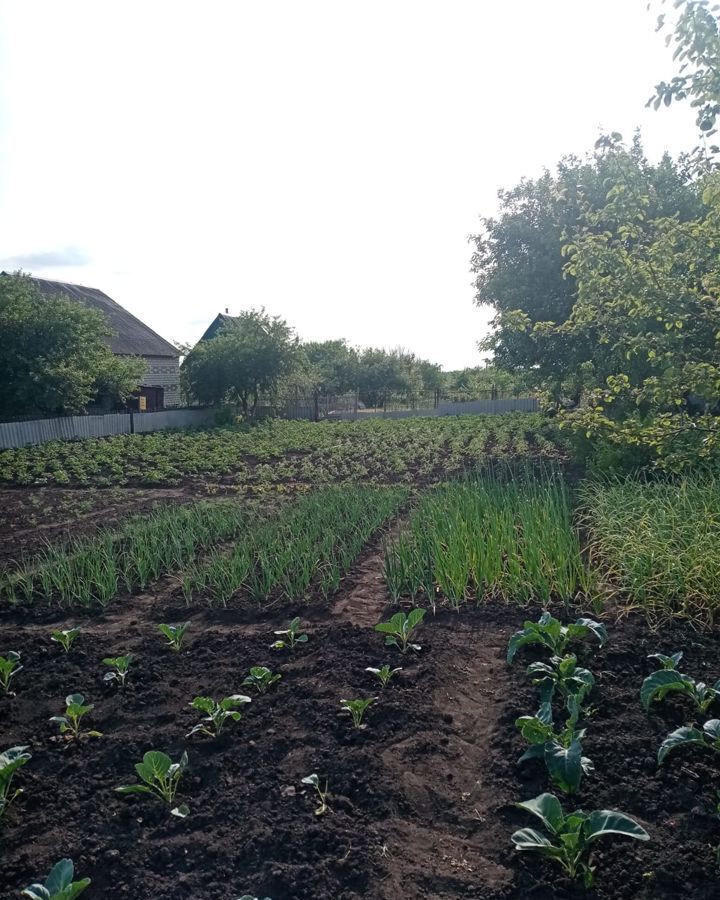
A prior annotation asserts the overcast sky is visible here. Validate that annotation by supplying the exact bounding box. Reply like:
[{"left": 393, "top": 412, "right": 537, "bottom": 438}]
[{"left": 0, "top": 0, "right": 699, "bottom": 369}]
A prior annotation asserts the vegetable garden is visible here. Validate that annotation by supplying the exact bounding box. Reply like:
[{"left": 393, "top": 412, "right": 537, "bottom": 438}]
[{"left": 1, "top": 414, "right": 719, "bottom": 900}]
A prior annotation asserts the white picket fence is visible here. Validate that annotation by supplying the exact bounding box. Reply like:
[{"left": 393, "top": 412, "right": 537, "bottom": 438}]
[{"left": 0, "top": 408, "right": 217, "bottom": 449}]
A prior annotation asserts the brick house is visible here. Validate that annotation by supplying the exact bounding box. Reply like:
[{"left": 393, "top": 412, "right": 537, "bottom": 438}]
[{"left": 24, "top": 275, "right": 181, "bottom": 410}]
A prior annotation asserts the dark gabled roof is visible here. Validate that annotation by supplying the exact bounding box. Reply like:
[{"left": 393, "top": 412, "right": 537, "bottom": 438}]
[
  {"left": 198, "top": 312, "right": 241, "bottom": 343},
  {"left": 8, "top": 273, "right": 179, "bottom": 358}
]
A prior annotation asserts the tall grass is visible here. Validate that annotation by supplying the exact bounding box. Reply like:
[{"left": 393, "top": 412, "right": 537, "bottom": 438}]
[
  {"left": 384, "top": 471, "right": 590, "bottom": 607},
  {"left": 185, "top": 486, "right": 408, "bottom": 605},
  {"left": 581, "top": 473, "right": 720, "bottom": 627},
  {"left": 0, "top": 500, "right": 250, "bottom": 608}
]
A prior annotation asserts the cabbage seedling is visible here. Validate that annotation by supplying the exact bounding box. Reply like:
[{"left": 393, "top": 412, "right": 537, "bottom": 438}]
[
  {"left": 658, "top": 718, "right": 720, "bottom": 764},
  {"left": 271, "top": 617, "right": 308, "bottom": 650},
  {"left": 187, "top": 694, "right": 252, "bottom": 738},
  {"left": 243, "top": 666, "right": 282, "bottom": 694},
  {"left": 116, "top": 749, "right": 189, "bottom": 817},
  {"left": 374, "top": 608, "right": 425, "bottom": 653},
  {"left": 648, "top": 650, "right": 683, "bottom": 670},
  {"left": 0, "top": 651, "right": 22, "bottom": 694},
  {"left": 512, "top": 792, "right": 649, "bottom": 887},
  {"left": 641, "top": 667, "right": 720, "bottom": 715},
  {"left": 301, "top": 772, "right": 330, "bottom": 816},
  {"left": 158, "top": 622, "right": 190, "bottom": 651},
  {"left": 49, "top": 694, "right": 102, "bottom": 740},
  {"left": 50, "top": 628, "right": 81, "bottom": 654},
  {"left": 102, "top": 653, "right": 134, "bottom": 687},
  {"left": 507, "top": 613, "right": 607, "bottom": 665},
  {"left": 366, "top": 664, "right": 402, "bottom": 687},
  {"left": 22, "top": 857, "right": 91, "bottom": 899},
  {"left": 340, "top": 697, "right": 375, "bottom": 729},
  {"left": 526, "top": 655, "right": 595, "bottom": 705},
  {"left": 0, "top": 745, "right": 31, "bottom": 820}
]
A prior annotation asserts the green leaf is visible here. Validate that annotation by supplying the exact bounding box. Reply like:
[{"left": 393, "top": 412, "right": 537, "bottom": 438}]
[
  {"left": 545, "top": 738, "right": 584, "bottom": 793},
  {"left": 407, "top": 608, "right": 426, "bottom": 629},
  {"left": 45, "top": 859, "right": 74, "bottom": 894},
  {"left": 116, "top": 784, "right": 153, "bottom": 795},
  {"left": 171, "top": 803, "right": 190, "bottom": 818},
  {"left": 584, "top": 810, "right": 649, "bottom": 842},
  {"left": 515, "top": 793, "right": 564, "bottom": 834},
  {"left": 640, "top": 669, "right": 689, "bottom": 710},
  {"left": 657, "top": 725, "right": 706, "bottom": 763}
]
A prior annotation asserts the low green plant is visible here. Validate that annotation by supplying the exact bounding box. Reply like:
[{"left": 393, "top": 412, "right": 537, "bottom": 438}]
[
  {"left": 507, "top": 613, "right": 607, "bottom": 665},
  {"left": 641, "top": 655, "right": 720, "bottom": 715},
  {"left": 374, "top": 608, "right": 426, "bottom": 653},
  {"left": 366, "top": 664, "right": 402, "bottom": 687},
  {"left": 187, "top": 694, "right": 252, "bottom": 738},
  {"left": 158, "top": 622, "right": 190, "bottom": 651},
  {"left": 271, "top": 617, "right": 308, "bottom": 650},
  {"left": 516, "top": 697, "right": 593, "bottom": 794},
  {"left": 511, "top": 792, "right": 650, "bottom": 887},
  {"left": 340, "top": 697, "right": 375, "bottom": 729},
  {"left": 102, "top": 653, "right": 134, "bottom": 687},
  {"left": 658, "top": 718, "right": 720, "bottom": 764},
  {"left": 243, "top": 666, "right": 282, "bottom": 694},
  {"left": 49, "top": 694, "right": 102, "bottom": 740},
  {"left": 50, "top": 628, "right": 81, "bottom": 654},
  {"left": 0, "top": 745, "right": 31, "bottom": 819},
  {"left": 301, "top": 772, "right": 330, "bottom": 816},
  {"left": 526, "top": 655, "right": 595, "bottom": 705},
  {"left": 116, "top": 749, "right": 189, "bottom": 817},
  {"left": 0, "top": 650, "right": 22, "bottom": 694},
  {"left": 22, "top": 858, "right": 91, "bottom": 899}
]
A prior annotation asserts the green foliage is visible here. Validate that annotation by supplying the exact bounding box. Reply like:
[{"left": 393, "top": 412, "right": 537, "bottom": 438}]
[
  {"left": 158, "top": 622, "right": 189, "bottom": 651},
  {"left": 243, "top": 666, "right": 282, "bottom": 694},
  {"left": 658, "top": 718, "right": 720, "bottom": 764},
  {"left": 366, "top": 664, "right": 402, "bottom": 687},
  {"left": 507, "top": 613, "right": 607, "bottom": 665},
  {"left": 340, "top": 697, "right": 375, "bottom": 729},
  {"left": 50, "top": 628, "right": 81, "bottom": 653},
  {"left": 187, "top": 694, "right": 251, "bottom": 738},
  {"left": 182, "top": 309, "right": 298, "bottom": 417},
  {"left": 0, "top": 650, "right": 22, "bottom": 693},
  {"left": 582, "top": 474, "right": 720, "bottom": 626},
  {"left": 512, "top": 793, "right": 649, "bottom": 887},
  {"left": 116, "top": 750, "right": 189, "bottom": 818},
  {"left": 102, "top": 654, "right": 134, "bottom": 688},
  {"left": 641, "top": 658, "right": 720, "bottom": 714},
  {"left": 22, "top": 858, "right": 91, "bottom": 900},
  {"left": 271, "top": 617, "right": 308, "bottom": 651},
  {"left": 301, "top": 773, "right": 330, "bottom": 816},
  {"left": 385, "top": 472, "right": 590, "bottom": 608},
  {"left": 49, "top": 693, "right": 102, "bottom": 740},
  {"left": 516, "top": 697, "right": 593, "bottom": 794},
  {"left": 527, "top": 655, "right": 595, "bottom": 706},
  {"left": 0, "top": 745, "right": 31, "bottom": 820},
  {"left": 374, "top": 609, "right": 425, "bottom": 654},
  {"left": 0, "top": 272, "right": 144, "bottom": 417}
]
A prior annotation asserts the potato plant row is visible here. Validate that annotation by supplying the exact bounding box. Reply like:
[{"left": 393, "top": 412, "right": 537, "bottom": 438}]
[{"left": 0, "top": 414, "right": 565, "bottom": 487}]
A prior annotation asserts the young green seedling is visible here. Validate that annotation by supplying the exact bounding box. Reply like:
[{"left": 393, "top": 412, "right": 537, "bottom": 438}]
[
  {"left": 49, "top": 694, "right": 102, "bottom": 740},
  {"left": 116, "top": 749, "right": 189, "bottom": 817},
  {"left": 374, "top": 608, "right": 426, "bottom": 653},
  {"left": 0, "top": 651, "right": 22, "bottom": 694},
  {"left": 22, "top": 858, "right": 91, "bottom": 899},
  {"left": 511, "top": 792, "right": 649, "bottom": 887},
  {"left": 648, "top": 650, "right": 684, "bottom": 670},
  {"left": 271, "top": 617, "right": 308, "bottom": 650},
  {"left": 658, "top": 718, "right": 720, "bottom": 764},
  {"left": 507, "top": 612, "right": 607, "bottom": 664},
  {"left": 157, "top": 622, "right": 190, "bottom": 651},
  {"left": 187, "top": 695, "right": 252, "bottom": 738},
  {"left": 50, "top": 628, "right": 81, "bottom": 654},
  {"left": 641, "top": 659, "right": 720, "bottom": 715},
  {"left": 340, "top": 697, "right": 375, "bottom": 729},
  {"left": 516, "top": 697, "right": 593, "bottom": 794},
  {"left": 102, "top": 653, "right": 134, "bottom": 687},
  {"left": 0, "top": 745, "right": 31, "bottom": 820},
  {"left": 301, "top": 772, "right": 330, "bottom": 816},
  {"left": 243, "top": 666, "right": 282, "bottom": 694},
  {"left": 366, "top": 664, "right": 402, "bottom": 687},
  {"left": 526, "top": 654, "right": 595, "bottom": 705}
]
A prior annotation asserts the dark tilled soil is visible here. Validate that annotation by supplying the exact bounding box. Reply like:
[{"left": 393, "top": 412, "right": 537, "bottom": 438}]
[{"left": 1, "top": 584, "right": 719, "bottom": 899}]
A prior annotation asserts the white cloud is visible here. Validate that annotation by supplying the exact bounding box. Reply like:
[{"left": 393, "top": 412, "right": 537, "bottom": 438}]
[{"left": 0, "top": 0, "right": 699, "bottom": 367}]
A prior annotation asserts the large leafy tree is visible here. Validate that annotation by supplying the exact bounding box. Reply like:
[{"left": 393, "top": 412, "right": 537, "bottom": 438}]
[
  {"left": 181, "top": 309, "right": 298, "bottom": 417},
  {"left": 0, "top": 272, "right": 144, "bottom": 417},
  {"left": 356, "top": 348, "right": 424, "bottom": 408}
]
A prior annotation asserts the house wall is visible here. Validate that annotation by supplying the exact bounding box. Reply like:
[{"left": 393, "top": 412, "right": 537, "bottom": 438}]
[{"left": 142, "top": 356, "right": 181, "bottom": 408}]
